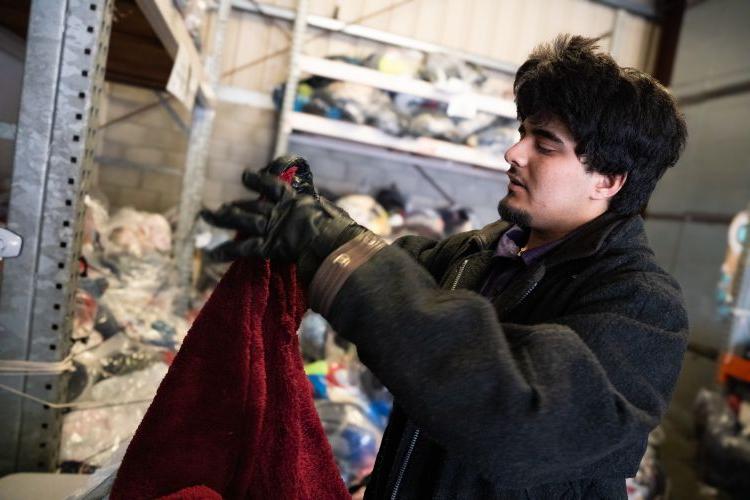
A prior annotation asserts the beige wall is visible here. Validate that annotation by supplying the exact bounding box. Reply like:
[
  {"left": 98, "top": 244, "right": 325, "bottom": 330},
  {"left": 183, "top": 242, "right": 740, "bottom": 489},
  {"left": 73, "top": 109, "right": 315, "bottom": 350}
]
[{"left": 95, "top": 83, "right": 189, "bottom": 213}]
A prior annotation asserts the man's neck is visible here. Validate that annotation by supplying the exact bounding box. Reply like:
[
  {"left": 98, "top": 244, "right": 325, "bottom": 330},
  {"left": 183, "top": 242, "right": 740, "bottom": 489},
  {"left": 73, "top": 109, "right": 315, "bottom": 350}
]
[
  {"left": 525, "top": 228, "right": 570, "bottom": 250},
  {"left": 525, "top": 211, "right": 606, "bottom": 250}
]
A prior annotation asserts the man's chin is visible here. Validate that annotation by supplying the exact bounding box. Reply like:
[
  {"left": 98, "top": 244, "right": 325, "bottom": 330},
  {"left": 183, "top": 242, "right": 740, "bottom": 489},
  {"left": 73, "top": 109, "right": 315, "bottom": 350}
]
[{"left": 497, "top": 198, "right": 532, "bottom": 227}]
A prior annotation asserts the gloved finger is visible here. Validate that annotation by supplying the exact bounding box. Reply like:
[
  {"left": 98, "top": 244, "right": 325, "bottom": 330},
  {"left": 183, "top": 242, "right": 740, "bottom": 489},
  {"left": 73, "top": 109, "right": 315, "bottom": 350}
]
[
  {"left": 260, "top": 155, "right": 318, "bottom": 198},
  {"left": 230, "top": 199, "right": 274, "bottom": 217},
  {"left": 200, "top": 205, "right": 268, "bottom": 235},
  {"left": 242, "top": 171, "right": 294, "bottom": 202},
  {"left": 206, "top": 237, "right": 266, "bottom": 262},
  {"left": 320, "top": 197, "right": 351, "bottom": 219}
]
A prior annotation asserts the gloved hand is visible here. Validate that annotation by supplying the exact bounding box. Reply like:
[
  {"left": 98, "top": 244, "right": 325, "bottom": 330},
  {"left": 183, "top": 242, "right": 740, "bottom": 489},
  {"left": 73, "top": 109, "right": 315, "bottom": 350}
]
[{"left": 200, "top": 157, "right": 364, "bottom": 283}]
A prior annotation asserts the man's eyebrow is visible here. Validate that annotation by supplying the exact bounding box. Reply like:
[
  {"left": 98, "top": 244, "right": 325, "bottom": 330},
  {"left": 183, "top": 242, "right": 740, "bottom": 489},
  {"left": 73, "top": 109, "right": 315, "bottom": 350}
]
[{"left": 531, "top": 127, "right": 564, "bottom": 145}]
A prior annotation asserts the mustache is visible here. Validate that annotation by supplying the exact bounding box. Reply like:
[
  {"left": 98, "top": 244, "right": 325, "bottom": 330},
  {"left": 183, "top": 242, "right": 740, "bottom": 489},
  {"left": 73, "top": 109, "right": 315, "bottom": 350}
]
[{"left": 506, "top": 168, "right": 527, "bottom": 188}]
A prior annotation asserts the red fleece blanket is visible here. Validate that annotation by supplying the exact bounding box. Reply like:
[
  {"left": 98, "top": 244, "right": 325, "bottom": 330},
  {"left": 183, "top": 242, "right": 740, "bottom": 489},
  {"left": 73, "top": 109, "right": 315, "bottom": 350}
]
[{"left": 111, "top": 249, "right": 349, "bottom": 497}]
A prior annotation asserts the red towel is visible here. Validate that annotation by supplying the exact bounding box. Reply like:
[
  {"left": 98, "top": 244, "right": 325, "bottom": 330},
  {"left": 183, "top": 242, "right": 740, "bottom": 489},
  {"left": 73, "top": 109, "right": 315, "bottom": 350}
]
[{"left": 111, "top": 177, "right": 350, "bottom": 499}]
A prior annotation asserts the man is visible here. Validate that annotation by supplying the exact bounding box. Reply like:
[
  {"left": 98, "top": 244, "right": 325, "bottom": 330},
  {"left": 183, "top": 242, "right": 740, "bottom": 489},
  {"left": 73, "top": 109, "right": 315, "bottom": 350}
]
[{"left": 202, "top": 35, "right": 688, "bottom": 499}]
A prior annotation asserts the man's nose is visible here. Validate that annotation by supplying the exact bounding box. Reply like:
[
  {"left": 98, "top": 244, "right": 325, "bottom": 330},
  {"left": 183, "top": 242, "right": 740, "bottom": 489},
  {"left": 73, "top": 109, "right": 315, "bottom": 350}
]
[{"left": 504, "top": 139, "right": 526, "bottom": 168}]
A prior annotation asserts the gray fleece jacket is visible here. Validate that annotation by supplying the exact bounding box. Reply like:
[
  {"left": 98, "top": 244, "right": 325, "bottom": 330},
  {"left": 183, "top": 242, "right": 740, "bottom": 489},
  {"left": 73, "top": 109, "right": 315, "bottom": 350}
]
[{"left": 316, "top": 212, "right": 688, "bottom": 499}]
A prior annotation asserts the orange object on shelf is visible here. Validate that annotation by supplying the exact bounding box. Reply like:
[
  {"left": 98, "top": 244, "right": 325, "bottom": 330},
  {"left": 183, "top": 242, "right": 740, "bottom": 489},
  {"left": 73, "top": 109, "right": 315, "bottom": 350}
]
[{"left": 718, "top": 353, "right": 750, "bottom": 384}]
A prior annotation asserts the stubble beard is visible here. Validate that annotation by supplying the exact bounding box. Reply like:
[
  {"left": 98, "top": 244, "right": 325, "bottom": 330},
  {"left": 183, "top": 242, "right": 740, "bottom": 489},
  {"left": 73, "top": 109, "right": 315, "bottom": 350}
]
[{"left": 497, "top": 196, "right": 533, "bottom": 228}]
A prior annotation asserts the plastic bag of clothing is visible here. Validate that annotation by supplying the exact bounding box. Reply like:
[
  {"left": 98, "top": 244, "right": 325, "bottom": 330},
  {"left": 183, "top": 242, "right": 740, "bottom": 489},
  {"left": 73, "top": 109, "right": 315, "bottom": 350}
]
[
  {"left": 437, "top": 206, "right": 478, "bottom": 235},
  {"left": 317, "top": 82, "right": 390, "bottom": 125},
  {"left": 375, "top": 184, "right": 410, "bottom": 214},
  {"left": 315, "top": 399, "right": 382, "bottom": 487},
  {"left": 363, "top": 48, "right": 423, "bottom": 77},
  {"left": 104, "top": 208, "right": 172, "bottom": 258},
  {"left": 694, "top": 389, "right": 750, "bottom": 495},
  {"left": 467, "top": 121, "right": 519, "bottom": 155},
  {"left": 449, "top": 112, "right": 503, "bottom": 143},
  {"left": 407, "top": 111, "right": 456, "bottom": 140},
  {"left": 60, "top": 362, "right": 169, "bottom": 467},
  {"left": 335, "top": 194, "right": 392, "bottom": 237},
  {"left": 420, "top": 53, "right": 486, "bottom": 90}
]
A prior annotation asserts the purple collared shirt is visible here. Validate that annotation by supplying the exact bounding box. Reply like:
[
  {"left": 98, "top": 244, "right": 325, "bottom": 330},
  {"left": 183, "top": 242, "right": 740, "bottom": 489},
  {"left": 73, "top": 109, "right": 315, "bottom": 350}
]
[{"left": 479, "top": 226, "right": 562, "bottom": 297}]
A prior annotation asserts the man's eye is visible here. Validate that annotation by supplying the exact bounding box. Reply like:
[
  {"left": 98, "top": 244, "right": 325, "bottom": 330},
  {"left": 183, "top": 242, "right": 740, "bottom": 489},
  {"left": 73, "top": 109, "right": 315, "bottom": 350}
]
[{"left": 536, "top": 144, "right": 553, "bottom": 155}]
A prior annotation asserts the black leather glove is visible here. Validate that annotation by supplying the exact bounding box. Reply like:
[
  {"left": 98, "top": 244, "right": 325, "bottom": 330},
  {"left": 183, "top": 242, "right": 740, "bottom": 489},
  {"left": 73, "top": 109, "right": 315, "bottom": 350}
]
[{"left": 200, "top": 157, "right": 364, "bottom": 283}]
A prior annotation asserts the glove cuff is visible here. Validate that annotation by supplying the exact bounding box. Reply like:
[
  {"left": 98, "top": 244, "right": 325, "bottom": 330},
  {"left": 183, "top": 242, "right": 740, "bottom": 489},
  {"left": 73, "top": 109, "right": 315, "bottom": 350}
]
[
  {"left": 296, "top": 219, "right": 366, "bottom": 285},
  {"left": 308, "top": 231, "right": 387, "bottom": 316}
]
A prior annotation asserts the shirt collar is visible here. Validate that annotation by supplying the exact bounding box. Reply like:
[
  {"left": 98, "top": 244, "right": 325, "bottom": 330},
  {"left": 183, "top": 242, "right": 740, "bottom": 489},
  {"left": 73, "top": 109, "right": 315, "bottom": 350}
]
[{"left": 494, "top": 225, "right": 564, "bottom": 265}]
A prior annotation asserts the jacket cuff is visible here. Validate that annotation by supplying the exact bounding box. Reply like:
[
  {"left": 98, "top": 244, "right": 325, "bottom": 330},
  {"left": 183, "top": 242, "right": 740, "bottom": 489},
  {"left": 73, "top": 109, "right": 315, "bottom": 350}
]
[{"left": 308, "top": 231, "right": 387, "bottom": 316}]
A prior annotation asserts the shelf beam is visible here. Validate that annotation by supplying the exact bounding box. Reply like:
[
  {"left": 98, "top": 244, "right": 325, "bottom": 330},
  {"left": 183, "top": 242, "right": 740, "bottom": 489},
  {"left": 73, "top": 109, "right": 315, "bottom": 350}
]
[
  {"left": 135, "top": 0, "right": 212, "bottom": 104},
  {"left": 289, "top": 112, "right": 508, "bottom": 172}
]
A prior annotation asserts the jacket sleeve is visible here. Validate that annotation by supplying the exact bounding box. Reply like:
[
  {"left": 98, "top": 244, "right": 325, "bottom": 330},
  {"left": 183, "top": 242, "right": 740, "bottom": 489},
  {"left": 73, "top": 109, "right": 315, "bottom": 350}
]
[
  {"left": 389, "top": 233, "right": 470, "bottom": 281},
  {"left": 318, "top": 242, "right": 688, "bottom": 487}
]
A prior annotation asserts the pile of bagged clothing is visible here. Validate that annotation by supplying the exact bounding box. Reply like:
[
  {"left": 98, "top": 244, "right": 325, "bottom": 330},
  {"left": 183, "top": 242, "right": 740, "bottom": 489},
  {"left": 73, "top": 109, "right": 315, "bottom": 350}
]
[{"left": 60, "top": 197, "right": 189, "bottom": 470}]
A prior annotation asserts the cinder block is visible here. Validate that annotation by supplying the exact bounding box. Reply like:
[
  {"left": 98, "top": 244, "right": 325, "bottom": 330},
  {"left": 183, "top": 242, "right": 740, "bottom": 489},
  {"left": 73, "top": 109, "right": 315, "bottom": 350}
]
[
  {"left": 117, "top": 187, "right": 160, "bottom": 212},
  {"left": 137, "top": 127, "right": 188, "bottom": 150},
  {"left": 107, "top": 123, "right": 148, "bottom": 145},
  {"left": 97, "top": 139, "right": 126, "bottom": 158},
  {"left": 221, "top": 180, "right": 251, "bottom": 201},
  {"left": 140, "top": 171, "right": 182, "bottom": 193},
  {"left": 98, "top": 164, "right": 141, "bottom": 188},
  {"left": 124, "top": 146, "right": 165, "bottom": 166},
  {"left": 201, "top": 179, "right": 225, "bottom": 209},
  {"left": 164, "top": 152, "right": 187, "bottom": 169},
  {"left": 98, "top": 184, "right": 123, "bottom": 209},
  {"left": 154, "top": 190, "right": 181, "bottom": 213},
  {"left": 207, "top": 143, "right": 233, "bottom": 164},
  {"left": 207, "top": 157, "right": 245, "bottom": 182},
  {"left": 108, "top": 83, "right": 155, "bottom": 103}
]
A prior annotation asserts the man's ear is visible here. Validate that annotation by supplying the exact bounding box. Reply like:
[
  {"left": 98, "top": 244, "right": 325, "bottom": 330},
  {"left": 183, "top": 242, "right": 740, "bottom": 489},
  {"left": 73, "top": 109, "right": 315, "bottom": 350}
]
[{"left": 592, "top": 172, "right": 627, "bottom": 201}]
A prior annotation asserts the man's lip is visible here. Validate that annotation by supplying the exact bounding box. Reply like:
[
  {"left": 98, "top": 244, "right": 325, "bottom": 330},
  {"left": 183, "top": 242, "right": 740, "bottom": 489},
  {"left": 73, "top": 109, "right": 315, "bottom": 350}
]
[{"left": 507, "top": 175, "right": 526, "bottom": 188}]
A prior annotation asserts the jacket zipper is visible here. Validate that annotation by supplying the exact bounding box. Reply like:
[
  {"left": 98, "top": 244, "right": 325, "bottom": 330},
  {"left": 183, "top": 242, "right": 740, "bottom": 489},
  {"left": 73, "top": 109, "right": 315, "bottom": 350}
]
[
  {"left": 515, "top": 280, "right": 539, "bottom": 308},
  {"left": 390, "top": 428, "right": 420, "bottom": 500},
  {"left": 390, "top": 258, "right": 470, "bottom": 500}
]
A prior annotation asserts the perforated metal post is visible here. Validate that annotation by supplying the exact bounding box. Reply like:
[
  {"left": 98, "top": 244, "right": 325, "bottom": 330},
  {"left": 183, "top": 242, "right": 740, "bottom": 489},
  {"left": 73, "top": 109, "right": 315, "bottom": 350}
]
[
  {"left": 174, "top": 0, "right": 232, "bottom": 312},
  {"left": 273, "top": 0, "right": 309, "bottom": 157},
  {"left": 0, "top": 0, "right": 114, "bottom": 474}
]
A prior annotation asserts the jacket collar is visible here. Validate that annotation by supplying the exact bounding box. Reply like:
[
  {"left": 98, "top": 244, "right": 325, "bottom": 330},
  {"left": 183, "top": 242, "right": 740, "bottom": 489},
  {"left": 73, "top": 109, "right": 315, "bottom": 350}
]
[{"left": 470, "top": 212, "right": 639, "bottom": 269}]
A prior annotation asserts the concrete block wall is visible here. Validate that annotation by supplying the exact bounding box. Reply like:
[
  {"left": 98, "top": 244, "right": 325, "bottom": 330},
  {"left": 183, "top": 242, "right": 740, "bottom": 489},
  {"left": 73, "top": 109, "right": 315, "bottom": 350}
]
[
  {"left": 202, "top": 103, "right": 277, "bottom": 209},
  {"left": 94, "top": 83, "right": 190, "bottom": 213}
]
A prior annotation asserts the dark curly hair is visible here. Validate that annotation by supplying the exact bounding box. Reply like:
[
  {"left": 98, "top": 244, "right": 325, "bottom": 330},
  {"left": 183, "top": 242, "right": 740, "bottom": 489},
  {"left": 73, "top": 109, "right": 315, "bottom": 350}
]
[{"left": 514, "top": 35, "right": 687, "bottom": 215}]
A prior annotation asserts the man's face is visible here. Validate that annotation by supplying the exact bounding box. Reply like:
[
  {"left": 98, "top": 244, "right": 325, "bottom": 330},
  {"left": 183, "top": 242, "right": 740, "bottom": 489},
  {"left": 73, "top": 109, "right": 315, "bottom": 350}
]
[{"left": 498, "top": 115, "right": 602, "bottom": 233}]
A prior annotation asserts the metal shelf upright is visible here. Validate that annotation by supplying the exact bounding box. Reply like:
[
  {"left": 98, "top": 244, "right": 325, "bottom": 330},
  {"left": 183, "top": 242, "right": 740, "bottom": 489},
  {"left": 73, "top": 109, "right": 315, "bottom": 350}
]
[{"left": 0, "top": 0, "right": 115, "bottom": 474}]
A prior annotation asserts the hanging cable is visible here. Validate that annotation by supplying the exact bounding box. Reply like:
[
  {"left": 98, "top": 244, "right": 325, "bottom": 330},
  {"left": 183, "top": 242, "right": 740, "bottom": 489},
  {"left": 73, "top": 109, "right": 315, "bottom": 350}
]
[
  {"left": 0, "top": 355, "right": 76, "bottom": 375},
  {"left": 0, "top": 382, "right": 154, "bottom": 410}
]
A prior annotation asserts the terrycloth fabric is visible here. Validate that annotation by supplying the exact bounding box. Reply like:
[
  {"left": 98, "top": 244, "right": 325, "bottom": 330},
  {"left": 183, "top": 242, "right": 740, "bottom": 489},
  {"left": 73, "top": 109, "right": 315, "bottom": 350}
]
[{"left": 111, "top": 169, "right": 349, "bottom": 499}]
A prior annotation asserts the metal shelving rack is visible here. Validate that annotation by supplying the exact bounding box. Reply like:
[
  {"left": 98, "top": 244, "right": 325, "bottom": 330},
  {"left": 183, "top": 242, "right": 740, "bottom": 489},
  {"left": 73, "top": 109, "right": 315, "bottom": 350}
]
[
  {"left": 0, "top": 0, "right": 230, "bottom": 475},
  {"left": 270, "top": 0, "right": 516, "bottom": 173}
]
